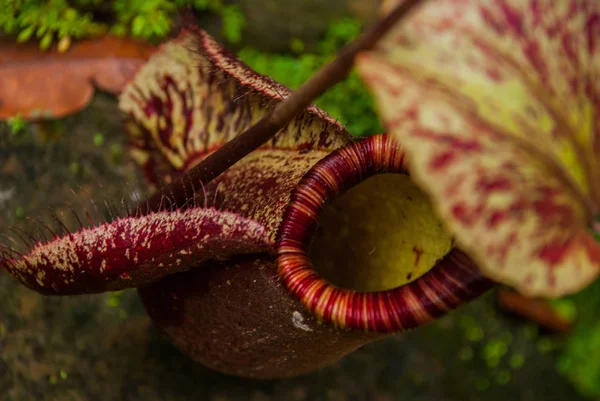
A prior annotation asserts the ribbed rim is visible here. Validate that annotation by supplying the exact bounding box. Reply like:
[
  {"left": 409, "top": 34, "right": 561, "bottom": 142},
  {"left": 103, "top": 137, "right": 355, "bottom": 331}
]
[{"left": 277, "top": 134, "right": 494, "bottom": 332}]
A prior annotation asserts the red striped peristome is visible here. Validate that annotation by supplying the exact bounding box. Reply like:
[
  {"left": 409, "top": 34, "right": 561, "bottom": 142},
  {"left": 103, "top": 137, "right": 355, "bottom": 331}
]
[{"left": 277, "top": 134, "right": 495, "bottom": 332}]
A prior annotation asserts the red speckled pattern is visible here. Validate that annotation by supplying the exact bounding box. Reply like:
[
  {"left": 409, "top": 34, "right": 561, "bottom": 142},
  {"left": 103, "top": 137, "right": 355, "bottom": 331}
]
[
  {"left": 2, "top": 208, "right": 270, "bottom": 295},
  {"left": 277, "top": 135, "right": 493, "bottom": 332},
  {"left": 358, "top": 0, "right": 600, "bottom": 297}
]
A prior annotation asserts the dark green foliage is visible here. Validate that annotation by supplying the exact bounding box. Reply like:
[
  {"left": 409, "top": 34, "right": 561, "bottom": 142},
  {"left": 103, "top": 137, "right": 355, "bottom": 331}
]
[
  {"left": 556, "top": 280, "right": 600, "bottom": 399},
  {"left": 1, "top": 0, "right": 245, "bottom": 48},
  {"left": 1, "top": 0, "right": 105, "bottom": 49},
  {"left": 239, "top": 18, "right": 383, "bottom": 137},
  {"left": 6, "top": 115, "right": 28, "bottom": 137}
]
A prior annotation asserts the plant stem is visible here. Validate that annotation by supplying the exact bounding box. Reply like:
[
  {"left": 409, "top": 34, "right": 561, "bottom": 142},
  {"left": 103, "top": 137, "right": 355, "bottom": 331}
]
[{"left": 137, "top": 0, "right": 425, "bottom": 215}]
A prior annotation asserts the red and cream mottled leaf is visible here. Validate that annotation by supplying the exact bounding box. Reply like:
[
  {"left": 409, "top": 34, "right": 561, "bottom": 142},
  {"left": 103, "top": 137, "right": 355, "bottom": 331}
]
[
  {"left": 357, "top": 0, "right": 600, "bottom": 296},
  {"left": 119, "top": 27, "right": 350, "bottom": 186},
  {"left": 1, "top": 208, "right": 271, "bottom": 295}
]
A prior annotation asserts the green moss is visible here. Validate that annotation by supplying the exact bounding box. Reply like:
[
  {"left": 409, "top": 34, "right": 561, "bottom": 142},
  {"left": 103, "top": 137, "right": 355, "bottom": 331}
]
[
  {"left": 69, "top": 161, "right": 80, "bottom": 176},
  {"left": 93, "top": 132, "right": 105, "bottom": 147},
  {"left": 239, "top": 18, "right": 383, "bottom": 137},
  {"left": 483, "top": 339, "right": 509, "bottom": 368},
  {"left": 3, "top": 0, "right": 106, "bottom": 46},
  {"left": 495, "top": 369, "right": 511, "bottom": 385},
  {"left": 465, "top": 326, "right": 484, "bottom": 342},
  {"left": 6, "top": 115, "right": 28, "bottom": 136},
  {"left": 110, "top": 143, "right": 124, "bottom": 165},
  {"left": 106, "top": 290, "right": 123, "bottom": 308},
  {"left": 557, "top": 279, "right": 600, "bottom": 399},
  {"left": 1, "top": 0, "right": 245, "bottom": 48},
  {"left": 537, "top": 337, "right": 558, "bottom": 354},
  {"left": 14, "top": 206, "right": 25, "bottom": 219},
  {"left": 509, "top": 353, "right": 525, "bottom": 370},
  {"left": 550, "top": 298, "right": 578, "bottom": 322}
]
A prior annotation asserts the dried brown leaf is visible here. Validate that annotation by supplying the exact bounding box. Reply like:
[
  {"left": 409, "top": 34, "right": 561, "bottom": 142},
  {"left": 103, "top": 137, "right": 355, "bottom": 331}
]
[{"left": 0, "top": 36, "right": 154, "bottom": 120}]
